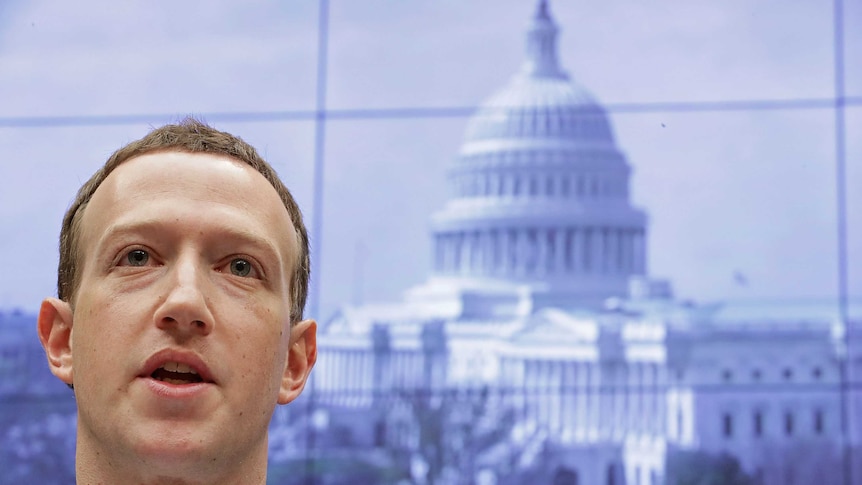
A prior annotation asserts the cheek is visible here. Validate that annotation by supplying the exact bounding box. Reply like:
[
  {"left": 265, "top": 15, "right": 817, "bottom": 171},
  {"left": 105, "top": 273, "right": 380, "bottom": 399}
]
[
  {"left": 73, "top": 292, "right": 143, "bottom": 374},
  {"left": 232, "top": 304, "right": 288, "bottom": 369}
]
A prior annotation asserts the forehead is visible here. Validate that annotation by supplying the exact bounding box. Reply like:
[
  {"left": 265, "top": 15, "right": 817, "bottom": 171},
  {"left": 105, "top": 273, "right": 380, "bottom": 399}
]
[{"left": 79, "top": 151, "right": 297, "bottom": 261}]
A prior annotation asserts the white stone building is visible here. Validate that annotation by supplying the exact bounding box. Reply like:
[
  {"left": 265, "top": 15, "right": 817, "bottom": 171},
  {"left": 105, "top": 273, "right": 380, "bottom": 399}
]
[{"left": 313, "top": 2, "right": 861, "bottom": 484}]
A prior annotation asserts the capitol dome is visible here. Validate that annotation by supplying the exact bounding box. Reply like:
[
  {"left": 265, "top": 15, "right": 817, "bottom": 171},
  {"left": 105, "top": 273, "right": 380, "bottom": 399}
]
[
  {"left": 463, "top": 1, "right": 615, "bottom": 148},
  {"left": 429, "top": 0, "right": 648, "bottom": 309}
]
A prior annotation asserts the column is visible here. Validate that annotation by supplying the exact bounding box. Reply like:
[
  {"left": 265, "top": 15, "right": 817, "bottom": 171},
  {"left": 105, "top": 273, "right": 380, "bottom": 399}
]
[
  {"left": 489, "top": 230, "right": 497, "bottom": 274},
  {"left": 554, "top": 227, "right": 566, "bottom": 274},
  {"left": 516, "top": 228, "right": 528, "bottom": 275},
  {"left": 488, "top": 229, "right": 499, "bottom": 275},
  {"left": 444, "top": 234, "right": 452, "bottom": 274},
  {"left": 526, "top": 229, "right": 538, "bottom": 275},
  {"left": 593, "top": 228, "right": 605, "bottom": 275},
  {"left": 476, "top": 230, "right": 486, "bottom": 275},
  {"left": 509, "top": 229, "right": 518, "bottom": 274},
  {"left": 577, "top": 361, "right": 588, "bottom": 440},
  {"left": 581, "top": 228, "right": 591, "bottom": 273},
  {"left": 508, "top": 229, "right": 518, "bottom": 274},
  {"left": 570, "top": 228, "right": 580, "bottom": 274},
  {"left": 620, "top": 229, "right": 632, "bottom": 273},
  {"left": 617, "top": 229, "right": 626, "bottom": 274},
  {"left": 563, "top": 361, "right": 578, "bottom": 439},
  {"left": 536, "top": 229, "right": 548, "bottom": 276},
  {"left": 463, "top": 232, "right": 472, "bottom": 274},
  {"left": 633, "top": 229, "right": 645, "bottom": 274},
  {"left": 358, "top": 351, "right": 369, "bottom": 406},
  {"left": 500, "top": 229, "right": 510, "bottom": 275},
  {"left": 606, "top": 228, "right": 617, "bottom": 273}
]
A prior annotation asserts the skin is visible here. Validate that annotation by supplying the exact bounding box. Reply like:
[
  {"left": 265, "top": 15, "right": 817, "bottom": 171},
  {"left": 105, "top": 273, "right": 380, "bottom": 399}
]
[{"left": 37, "top": 151, "right": 317, "bottom": 485}]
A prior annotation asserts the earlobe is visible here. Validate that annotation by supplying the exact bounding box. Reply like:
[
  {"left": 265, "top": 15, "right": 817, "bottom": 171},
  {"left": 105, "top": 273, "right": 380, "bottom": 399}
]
[
  {"left": 37, "top": 297, "right": 74, "bottom": 386},
  {"left": 277, "top": 319, "right": 317, "bottom": 405}
]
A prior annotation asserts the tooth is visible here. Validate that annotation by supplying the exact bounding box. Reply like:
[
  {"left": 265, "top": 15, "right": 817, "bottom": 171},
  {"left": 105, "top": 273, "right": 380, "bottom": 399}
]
[
  {"left": 176, "top": 363, "right": 193, "bottom": 374},
  {"left": 164, "top": 362, "right": 178, "bottom": 372}
]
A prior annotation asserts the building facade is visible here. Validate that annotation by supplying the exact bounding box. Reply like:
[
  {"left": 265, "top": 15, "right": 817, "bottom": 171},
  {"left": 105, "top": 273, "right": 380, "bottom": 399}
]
[{"left": 313, "top": 2, "right": 861, "bottom": 484}]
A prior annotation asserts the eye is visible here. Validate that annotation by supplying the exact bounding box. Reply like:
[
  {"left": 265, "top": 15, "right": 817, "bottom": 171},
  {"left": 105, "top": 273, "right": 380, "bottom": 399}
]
[
  {"left": 229, "top": 258, "right": 254, "bottom": 277},
  {"left": 124, "top": 249, "right": 150, "bottom": 267}
]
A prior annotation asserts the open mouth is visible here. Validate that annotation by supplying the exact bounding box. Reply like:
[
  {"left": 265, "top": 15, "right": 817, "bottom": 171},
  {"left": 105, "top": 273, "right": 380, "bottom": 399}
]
[{"left": 150, "top": 361, "right": 205, "bottom": 385}]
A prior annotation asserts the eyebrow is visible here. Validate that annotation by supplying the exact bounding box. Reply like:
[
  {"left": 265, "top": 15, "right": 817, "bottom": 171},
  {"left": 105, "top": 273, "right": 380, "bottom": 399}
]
[{"left": 96, "top": 219, "right": 290, "bottom": 269}]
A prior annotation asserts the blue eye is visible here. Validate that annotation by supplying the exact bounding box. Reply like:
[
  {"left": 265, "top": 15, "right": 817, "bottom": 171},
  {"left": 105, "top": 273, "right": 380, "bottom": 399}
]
[
  {"left": 229, "top": 258, "right": 252, "bottom": 277},
  {"left": 126, "top": 249, "right": 149, "bottom": 266}
]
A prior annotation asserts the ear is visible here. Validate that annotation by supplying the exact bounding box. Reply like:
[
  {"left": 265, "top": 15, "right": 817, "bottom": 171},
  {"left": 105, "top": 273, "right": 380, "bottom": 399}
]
[
  {"left": 37, "top": 297, "right": 75, "bottom": 386},
  {"left": 277, "top": 319, "right": 317, "bottom": 405}
]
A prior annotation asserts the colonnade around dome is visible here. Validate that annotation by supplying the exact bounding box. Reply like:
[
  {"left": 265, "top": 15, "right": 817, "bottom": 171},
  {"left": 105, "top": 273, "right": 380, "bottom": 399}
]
[{"left": 432, "top": 225, "right": 647, "bottom": 281}]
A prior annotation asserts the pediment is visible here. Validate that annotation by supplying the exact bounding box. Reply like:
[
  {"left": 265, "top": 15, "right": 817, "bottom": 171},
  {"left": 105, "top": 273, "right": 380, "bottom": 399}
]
[{"left": 509, "top": 308, "right": 599, "bottom": 345}]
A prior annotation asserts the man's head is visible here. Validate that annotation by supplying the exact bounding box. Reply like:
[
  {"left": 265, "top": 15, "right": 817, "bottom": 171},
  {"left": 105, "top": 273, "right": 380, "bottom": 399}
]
[
  {"left": 58, "top": 118, "right": 309, "bottom": 325},
  {"left": 37, "top": 119, "right": 317, "bottom": 484}
]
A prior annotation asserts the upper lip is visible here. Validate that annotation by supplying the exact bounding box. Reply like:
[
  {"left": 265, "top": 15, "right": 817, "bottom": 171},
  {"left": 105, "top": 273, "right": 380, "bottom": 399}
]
[{"left": 139, "top": 348, "right": 216, "bottom": 384}]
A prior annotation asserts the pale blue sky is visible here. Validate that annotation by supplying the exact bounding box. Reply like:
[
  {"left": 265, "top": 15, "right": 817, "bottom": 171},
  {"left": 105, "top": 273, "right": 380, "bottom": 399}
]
[{"left": 0, "top": 0, "right": 859, "bottom": 320}]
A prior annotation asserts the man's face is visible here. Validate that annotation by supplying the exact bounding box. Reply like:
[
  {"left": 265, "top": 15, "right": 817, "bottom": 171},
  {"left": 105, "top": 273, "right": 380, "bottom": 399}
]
[{"left": 46, "top": 151, "right": 314, "bottom": 477}]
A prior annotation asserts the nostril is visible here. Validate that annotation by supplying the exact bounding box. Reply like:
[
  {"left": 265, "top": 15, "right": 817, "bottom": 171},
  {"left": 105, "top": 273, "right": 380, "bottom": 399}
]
[{"left": 194, "top": 320, "right": 205, "bottom": 328}]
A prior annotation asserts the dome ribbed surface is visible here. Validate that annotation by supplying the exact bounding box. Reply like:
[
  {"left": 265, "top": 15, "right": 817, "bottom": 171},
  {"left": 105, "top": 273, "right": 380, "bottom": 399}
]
[{"left": 464, "top": 77, "right": 615, "bottom": 146}]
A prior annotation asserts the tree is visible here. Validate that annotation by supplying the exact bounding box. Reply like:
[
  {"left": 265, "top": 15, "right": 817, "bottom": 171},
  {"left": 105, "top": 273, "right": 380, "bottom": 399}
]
[{"left": 666, "top": 450, "right": 759, "bottom": 485}]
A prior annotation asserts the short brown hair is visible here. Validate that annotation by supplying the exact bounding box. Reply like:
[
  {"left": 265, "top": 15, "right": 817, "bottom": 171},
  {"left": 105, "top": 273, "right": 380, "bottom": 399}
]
[{"left": 58, "top": 118, "right": 310, "bottom": 324}]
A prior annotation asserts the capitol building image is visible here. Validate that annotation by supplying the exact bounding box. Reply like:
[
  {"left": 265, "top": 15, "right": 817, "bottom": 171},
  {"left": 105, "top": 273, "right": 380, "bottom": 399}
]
[
  {"left": 0, "top": 2, "right": 859, "bottom": 484},
  {"left": 310, "top": 2, "right": 862, "bottom": 484}
]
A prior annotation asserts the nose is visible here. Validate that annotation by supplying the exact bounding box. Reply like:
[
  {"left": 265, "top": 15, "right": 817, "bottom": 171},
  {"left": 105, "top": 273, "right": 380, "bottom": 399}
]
[{"left": 153, "top": 255, "right": 214, "bottom": 336}]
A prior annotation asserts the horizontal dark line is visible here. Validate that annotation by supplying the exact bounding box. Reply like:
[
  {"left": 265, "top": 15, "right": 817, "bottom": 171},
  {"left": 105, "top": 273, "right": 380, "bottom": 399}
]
[{"left": 1, "top": 96, "right": 860, "bottom": 128}]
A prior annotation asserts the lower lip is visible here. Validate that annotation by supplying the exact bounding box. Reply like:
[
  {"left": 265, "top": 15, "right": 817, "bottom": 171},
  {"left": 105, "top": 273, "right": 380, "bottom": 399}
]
[{"left": 140, "top": 377, "right": 215, "bottom": 399}]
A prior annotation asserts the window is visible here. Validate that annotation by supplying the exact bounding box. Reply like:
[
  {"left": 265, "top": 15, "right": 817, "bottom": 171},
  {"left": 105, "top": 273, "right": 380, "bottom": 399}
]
[
  {"left": 814, "top": 409, "right": 824, "bottom": 435},
  {"left": 754, "top": 410, "right": 763, "bottom": 437},
  {"left": 722, "top": 369, "right": 733, "bottom": 382},
  {"left": 785, "top": 412, "right": 794, "bottom": 436},
  {"left": 553, "top": 467, "right": 578, "bottom": 485},
  {"left": 722, "top": 412, "right": 733, "bottom": 438},
  {"left": 783, "top": 368, "right": 793, "bottom": 380},
  {"left": 374, "top": 420, "right": 386, "bottom": 447},
  {"left": 812, "top": 367, "right": 823, "bottom": 380},
  {"left": 751, "top": 369, "right": 762, "bottom": 381}
]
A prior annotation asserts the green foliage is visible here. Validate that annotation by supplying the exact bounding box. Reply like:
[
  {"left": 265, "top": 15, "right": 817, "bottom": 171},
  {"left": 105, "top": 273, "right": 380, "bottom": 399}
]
[{"left": 666, "top": 450, "right": 760, "bottom": 485}]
